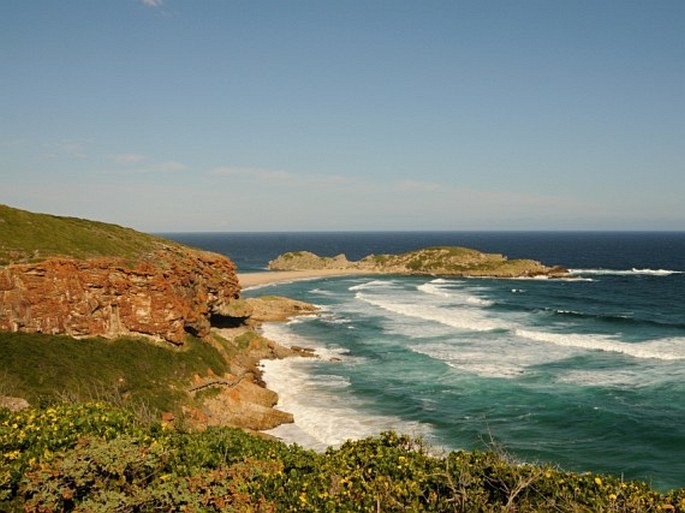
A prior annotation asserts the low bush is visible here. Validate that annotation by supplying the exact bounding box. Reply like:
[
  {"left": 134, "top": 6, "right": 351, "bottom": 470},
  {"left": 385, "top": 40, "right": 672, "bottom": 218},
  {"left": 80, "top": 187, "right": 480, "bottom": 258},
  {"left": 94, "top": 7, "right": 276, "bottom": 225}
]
[{"left": 2, "top": 403, "right": 683, "bottom": 512}]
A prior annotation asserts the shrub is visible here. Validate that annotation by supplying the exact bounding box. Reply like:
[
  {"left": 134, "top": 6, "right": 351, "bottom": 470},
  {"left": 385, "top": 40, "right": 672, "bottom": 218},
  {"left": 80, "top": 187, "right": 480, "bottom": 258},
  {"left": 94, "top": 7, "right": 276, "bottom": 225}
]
[{"left": 1, "top": 404, "right": 683, "bottom": 512}]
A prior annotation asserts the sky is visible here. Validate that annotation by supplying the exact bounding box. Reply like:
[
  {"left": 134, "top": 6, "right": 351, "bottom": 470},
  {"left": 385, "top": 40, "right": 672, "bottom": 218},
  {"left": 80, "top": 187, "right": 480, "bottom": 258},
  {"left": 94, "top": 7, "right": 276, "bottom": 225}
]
[{"left": 1, "top": 1, "right": 684, "bottom": 232}]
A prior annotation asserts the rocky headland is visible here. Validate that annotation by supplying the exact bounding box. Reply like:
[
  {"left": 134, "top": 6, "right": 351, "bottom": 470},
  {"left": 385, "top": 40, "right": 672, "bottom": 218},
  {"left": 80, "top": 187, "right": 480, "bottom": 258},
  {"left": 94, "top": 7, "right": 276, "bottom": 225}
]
[
  {"left": 185, "top": 295, "right": 319, "bottom": 432},
  {"left": 268, "top": 246, "right": 569, "bottom": 278},
  {"left": 0, "top": 204, "right": 256, "bottom": 344},
  {"left": 0, "top": 205, "right": 319, "bottom": 433}
]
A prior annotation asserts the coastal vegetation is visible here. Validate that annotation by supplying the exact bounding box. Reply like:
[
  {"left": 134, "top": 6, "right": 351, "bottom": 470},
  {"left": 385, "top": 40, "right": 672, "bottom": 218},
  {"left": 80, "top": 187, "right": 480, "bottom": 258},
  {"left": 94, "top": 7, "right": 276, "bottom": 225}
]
[
  {"left": 0, "top": 332, "right": 228, "bottom": 416},
  {"left": 2, "top": 205, "right": 683, "bottom": 510},
  {"left": 0, "top": 204, "right": 177, "bottom": 265},
  {"left": 268, "top": 246, "right": 568, "bottom": 278},
  {"left": 2, "top": 402, "right": 684, "bottom": 511}
]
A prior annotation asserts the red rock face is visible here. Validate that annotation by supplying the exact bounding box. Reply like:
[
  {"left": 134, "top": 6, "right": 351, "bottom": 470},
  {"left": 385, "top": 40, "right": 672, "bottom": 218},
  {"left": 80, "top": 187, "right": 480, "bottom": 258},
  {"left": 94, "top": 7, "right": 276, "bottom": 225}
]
[{"left": 0, "top": 246, "right": 241, "bottom": 344}]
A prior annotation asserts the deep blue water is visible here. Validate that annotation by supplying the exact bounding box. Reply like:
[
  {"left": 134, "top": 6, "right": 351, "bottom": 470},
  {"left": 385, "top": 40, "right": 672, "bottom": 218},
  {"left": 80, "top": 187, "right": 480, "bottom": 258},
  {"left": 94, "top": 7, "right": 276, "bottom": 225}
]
[
  {"left": 165, "top": 231, "right": 685, "bottom": 490},
  {"left": 164, "top": 231, "right": 685, "bottom": 272}
]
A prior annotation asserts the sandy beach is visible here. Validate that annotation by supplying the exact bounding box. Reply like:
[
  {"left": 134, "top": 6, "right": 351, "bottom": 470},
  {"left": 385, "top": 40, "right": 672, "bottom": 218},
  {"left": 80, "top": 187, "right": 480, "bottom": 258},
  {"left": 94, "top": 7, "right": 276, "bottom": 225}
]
[{"left": 238, "top": 269, "right": 375, "bottom": 288}]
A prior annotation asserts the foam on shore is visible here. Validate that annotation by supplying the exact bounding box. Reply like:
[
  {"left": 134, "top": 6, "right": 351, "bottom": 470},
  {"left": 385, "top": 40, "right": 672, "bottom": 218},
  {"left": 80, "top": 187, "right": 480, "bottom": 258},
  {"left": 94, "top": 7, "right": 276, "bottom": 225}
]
[{"left": 259, "top": 322, "right": 431, "bottom": 451}]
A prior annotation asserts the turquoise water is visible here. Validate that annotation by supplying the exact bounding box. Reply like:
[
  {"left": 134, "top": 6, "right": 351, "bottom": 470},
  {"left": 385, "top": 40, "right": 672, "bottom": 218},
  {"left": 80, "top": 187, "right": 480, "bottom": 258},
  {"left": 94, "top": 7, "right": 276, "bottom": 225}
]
[{"left": 166, "top": 232, "right": 685, "bottom": 490}]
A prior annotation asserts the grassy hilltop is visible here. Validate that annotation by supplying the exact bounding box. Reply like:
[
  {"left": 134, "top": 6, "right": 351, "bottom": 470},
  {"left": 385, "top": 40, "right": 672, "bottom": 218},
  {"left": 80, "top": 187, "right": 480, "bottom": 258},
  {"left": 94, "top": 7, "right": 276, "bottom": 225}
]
[{"left": 0, "top": 204, "right": 176, "bottom": 265}]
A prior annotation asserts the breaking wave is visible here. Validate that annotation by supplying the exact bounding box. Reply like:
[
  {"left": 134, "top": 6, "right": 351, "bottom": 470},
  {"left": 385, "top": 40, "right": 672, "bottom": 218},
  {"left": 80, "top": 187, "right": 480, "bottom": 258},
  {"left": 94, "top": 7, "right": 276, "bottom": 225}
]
[{"left": 570, "top": 268, "right": 683, "bottom": 276}]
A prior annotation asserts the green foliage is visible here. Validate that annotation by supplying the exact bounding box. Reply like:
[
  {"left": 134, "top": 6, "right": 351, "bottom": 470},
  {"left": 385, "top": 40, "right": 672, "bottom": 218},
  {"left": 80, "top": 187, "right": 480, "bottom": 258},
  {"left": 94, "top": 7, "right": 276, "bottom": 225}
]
[
  {"left": 234, "top": 331, "right": 259, "bottom": 350},
  {"left": 0, "top": 204, "right": 177, "bottom": 265},
  {"left": 1, "top": 404, "right": 683, "bottom": 512},
  {"left": 0, "top": 332, "right": 228, "bottom": 414}
]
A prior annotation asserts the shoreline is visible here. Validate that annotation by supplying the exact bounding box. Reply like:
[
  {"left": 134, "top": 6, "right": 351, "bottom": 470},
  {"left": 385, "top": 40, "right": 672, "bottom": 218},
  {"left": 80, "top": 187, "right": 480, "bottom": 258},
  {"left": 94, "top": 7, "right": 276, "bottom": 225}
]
[{"left": 238, "top": 269, "right": 376, "bottom": 288}]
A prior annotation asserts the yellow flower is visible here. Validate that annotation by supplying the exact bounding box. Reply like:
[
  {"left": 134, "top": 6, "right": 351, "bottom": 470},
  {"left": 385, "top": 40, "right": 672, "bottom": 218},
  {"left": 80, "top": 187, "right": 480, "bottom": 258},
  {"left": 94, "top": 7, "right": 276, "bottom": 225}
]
[
  {"left": 609, "top": 493, "right": 617, "bottom": 500},
  {"left": 3, "top": 450, "right": 20, "bottom": 460},
  {"left": 594, "top": 477, "right": 603, "bottom": 486}
]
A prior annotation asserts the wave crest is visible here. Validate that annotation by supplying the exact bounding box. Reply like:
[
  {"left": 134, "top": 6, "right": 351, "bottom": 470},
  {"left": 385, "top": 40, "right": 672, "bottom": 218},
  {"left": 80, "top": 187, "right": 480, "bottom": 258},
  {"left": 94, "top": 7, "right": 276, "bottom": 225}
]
[
  {"left": 570, "top": 268, "right": 683, "bottom": 276},
  {"left": 515, "top": 329, "right": 685, "bottom": 361}
]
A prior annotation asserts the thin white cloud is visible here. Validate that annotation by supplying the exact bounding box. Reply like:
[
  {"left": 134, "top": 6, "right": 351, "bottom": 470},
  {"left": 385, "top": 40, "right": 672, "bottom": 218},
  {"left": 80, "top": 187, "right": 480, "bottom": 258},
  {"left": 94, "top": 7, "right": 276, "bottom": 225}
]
[
  {"left": 212, "top": 166, "right": 366, "bottom": 190},
  {"left": 105, "top": 155, "right": 187, "bottom": 174},
  {"left": 111, "top": 153, "right": 146, "bottom": 165},
  {"left": 45, "top": 141, "right": 87, "bottom": 160},
  {"left": 0, "top": 138, "right": 27, "bottom": 149},
  {"left": 142, "top": 0, "right": 163, "bottom": 7},
  {"left": 213, "top": 166, "right": 296, "bottom": 182},
  {"left": 155, "top": 161, "right": 187, "bottom": 173},
  {"left": 395, "top": 179, "right": 441, "bottom": 192}
]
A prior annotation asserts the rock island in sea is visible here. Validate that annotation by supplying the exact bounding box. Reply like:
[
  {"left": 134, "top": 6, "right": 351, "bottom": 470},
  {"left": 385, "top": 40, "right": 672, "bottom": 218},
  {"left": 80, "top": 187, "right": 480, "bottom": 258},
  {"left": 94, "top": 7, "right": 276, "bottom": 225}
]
[{"left": 268, "top": 245, "right": 569, "bottom": 278}]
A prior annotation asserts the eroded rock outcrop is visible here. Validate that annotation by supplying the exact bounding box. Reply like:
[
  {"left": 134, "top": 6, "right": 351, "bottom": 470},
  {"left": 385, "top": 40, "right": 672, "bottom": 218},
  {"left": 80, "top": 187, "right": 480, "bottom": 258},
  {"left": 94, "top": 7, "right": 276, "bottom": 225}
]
[
  {"left": 190, "top": 299, "right": 320, "bottom": 431},
  {"left": 0, "top": 245, "right": 241, "bottom": 344}
]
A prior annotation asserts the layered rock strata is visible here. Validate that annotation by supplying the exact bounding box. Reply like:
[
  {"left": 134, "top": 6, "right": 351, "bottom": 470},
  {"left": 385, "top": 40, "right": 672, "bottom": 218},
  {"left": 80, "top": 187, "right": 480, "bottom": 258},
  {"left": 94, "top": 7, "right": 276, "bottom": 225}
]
[{"left": 0, "top": 245, "right": 241, "bottom": 344}]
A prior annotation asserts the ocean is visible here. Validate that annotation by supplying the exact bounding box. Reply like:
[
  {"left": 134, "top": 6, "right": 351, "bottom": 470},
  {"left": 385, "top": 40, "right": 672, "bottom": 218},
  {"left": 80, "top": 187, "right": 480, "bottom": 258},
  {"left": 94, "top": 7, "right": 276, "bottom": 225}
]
[{"left": 164, "top": 232, "right": 685, "bottom": 491}]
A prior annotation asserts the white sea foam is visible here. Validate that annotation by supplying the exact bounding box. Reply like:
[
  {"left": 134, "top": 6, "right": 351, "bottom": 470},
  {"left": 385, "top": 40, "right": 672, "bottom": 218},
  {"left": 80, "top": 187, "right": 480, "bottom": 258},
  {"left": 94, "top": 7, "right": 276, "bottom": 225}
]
[
  {"left": 408, "top": 331, "right": 578, "bottom": 379},
  {"left": 417, "top": 282, "right": 495, "bottom": 306},
  {"left": 515, "top": 329, "right": 685, "bottom": 361},
  {"left": 381, "top": 317, "right": 457, "bottom": 339},
  {"left": 410, "top": 342, "right": 526, "bottom": 378},
  {"left": 631, "top": 268, "right": 683, "bottom": 275},
  {"left": 430, "top": 278, "right": 451, "bottom": 284},
  {"left": 321, "top": 315, "right": 353, "bottom": 325},
  {"left": 554, "top": 368, "right": 672, "bottom": 388},
  {"left": 260, "top": 324, "right": 431, "bottom": 451},
  {"left": 348, "top": 280, "right": 396, "bottom": 291},
  {"left": 569, "top": 268, "right": 683, "bottom": 276},
  {"left": 417, "top": 282, "right": 451, "bottom": 298},
  {"left": 508, "top": 275, "right": 551, "bottom": 280},
  {"left": 310, "top": 288, "right": 337, "bottom": 296},
  {"left": 356, "top": 292, "right": 506, "bottom": 332},
  {"left": 260, "top": 323, "right": 353, "bottom": 362}
]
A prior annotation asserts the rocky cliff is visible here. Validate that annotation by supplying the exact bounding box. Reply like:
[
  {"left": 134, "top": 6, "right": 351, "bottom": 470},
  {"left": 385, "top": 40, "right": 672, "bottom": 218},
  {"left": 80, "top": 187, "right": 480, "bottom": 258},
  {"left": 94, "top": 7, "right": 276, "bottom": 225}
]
[
  {"left": 0, "top": 246, "right": 241, "bottom": 344},
  {"left": 0, "top": 205, "right": 242, "bottom": 344},
  {"left": 268, "top": 246, "right": 569, "bottom": 278},
  {"left": 0, "top": 206, "right": 323, "bottom": 434}
]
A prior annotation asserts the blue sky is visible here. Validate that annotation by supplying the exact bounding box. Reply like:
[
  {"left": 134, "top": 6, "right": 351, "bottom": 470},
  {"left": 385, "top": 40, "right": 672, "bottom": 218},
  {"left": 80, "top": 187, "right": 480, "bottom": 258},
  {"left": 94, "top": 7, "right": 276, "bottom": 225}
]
[{"left": 2, "top": 1, "right": 683, "bottom": 232}]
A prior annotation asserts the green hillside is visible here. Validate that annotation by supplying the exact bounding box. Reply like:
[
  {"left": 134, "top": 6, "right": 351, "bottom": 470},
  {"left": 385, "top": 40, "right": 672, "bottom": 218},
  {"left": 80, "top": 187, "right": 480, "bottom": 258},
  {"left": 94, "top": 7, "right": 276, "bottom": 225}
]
[
  {"left": 0, "top": 204, "right": 176, "bottom": 265},
  {"left": 0, "top": 332, "right": 229, "bottom": 415}
]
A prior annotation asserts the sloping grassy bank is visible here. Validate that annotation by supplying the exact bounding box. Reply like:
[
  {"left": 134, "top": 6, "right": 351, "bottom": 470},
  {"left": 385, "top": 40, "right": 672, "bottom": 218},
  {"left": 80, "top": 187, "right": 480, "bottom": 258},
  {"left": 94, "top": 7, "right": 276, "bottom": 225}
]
[
  {"left": 0, "top": 204, "right": 177, "bottom": 265},
  {"left": 1, "top": 402, "right": 684, "bottom": 512},
  {"left": 0, "top": 332, "right": 228, "bottom": 415}
]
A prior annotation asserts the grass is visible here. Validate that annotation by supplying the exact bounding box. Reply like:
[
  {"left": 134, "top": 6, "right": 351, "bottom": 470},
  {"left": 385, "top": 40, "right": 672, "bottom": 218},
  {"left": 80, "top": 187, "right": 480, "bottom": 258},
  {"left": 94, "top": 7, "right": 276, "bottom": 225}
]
[
  {"left": 0, "top": 332, "right": 228, "bottom": 414},
  {"left": 0, "top": 204, "right": 177, "bottom": 265}
]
